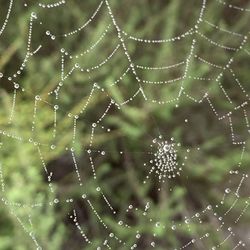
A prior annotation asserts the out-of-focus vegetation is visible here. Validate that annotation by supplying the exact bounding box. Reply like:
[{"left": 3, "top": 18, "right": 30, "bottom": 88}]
[{"left": 0, "top": 0, "right": 250, "bottom": 249}]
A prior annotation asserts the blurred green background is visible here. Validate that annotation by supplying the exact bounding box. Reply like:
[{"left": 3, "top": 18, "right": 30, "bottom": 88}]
[{"left": 1, "top": 0, "right": 250, "bottom": 249}]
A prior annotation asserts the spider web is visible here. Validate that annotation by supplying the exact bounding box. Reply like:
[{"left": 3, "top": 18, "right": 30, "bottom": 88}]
[{"left": 0, "top": 0, "right": 250, "bottom": 249}]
